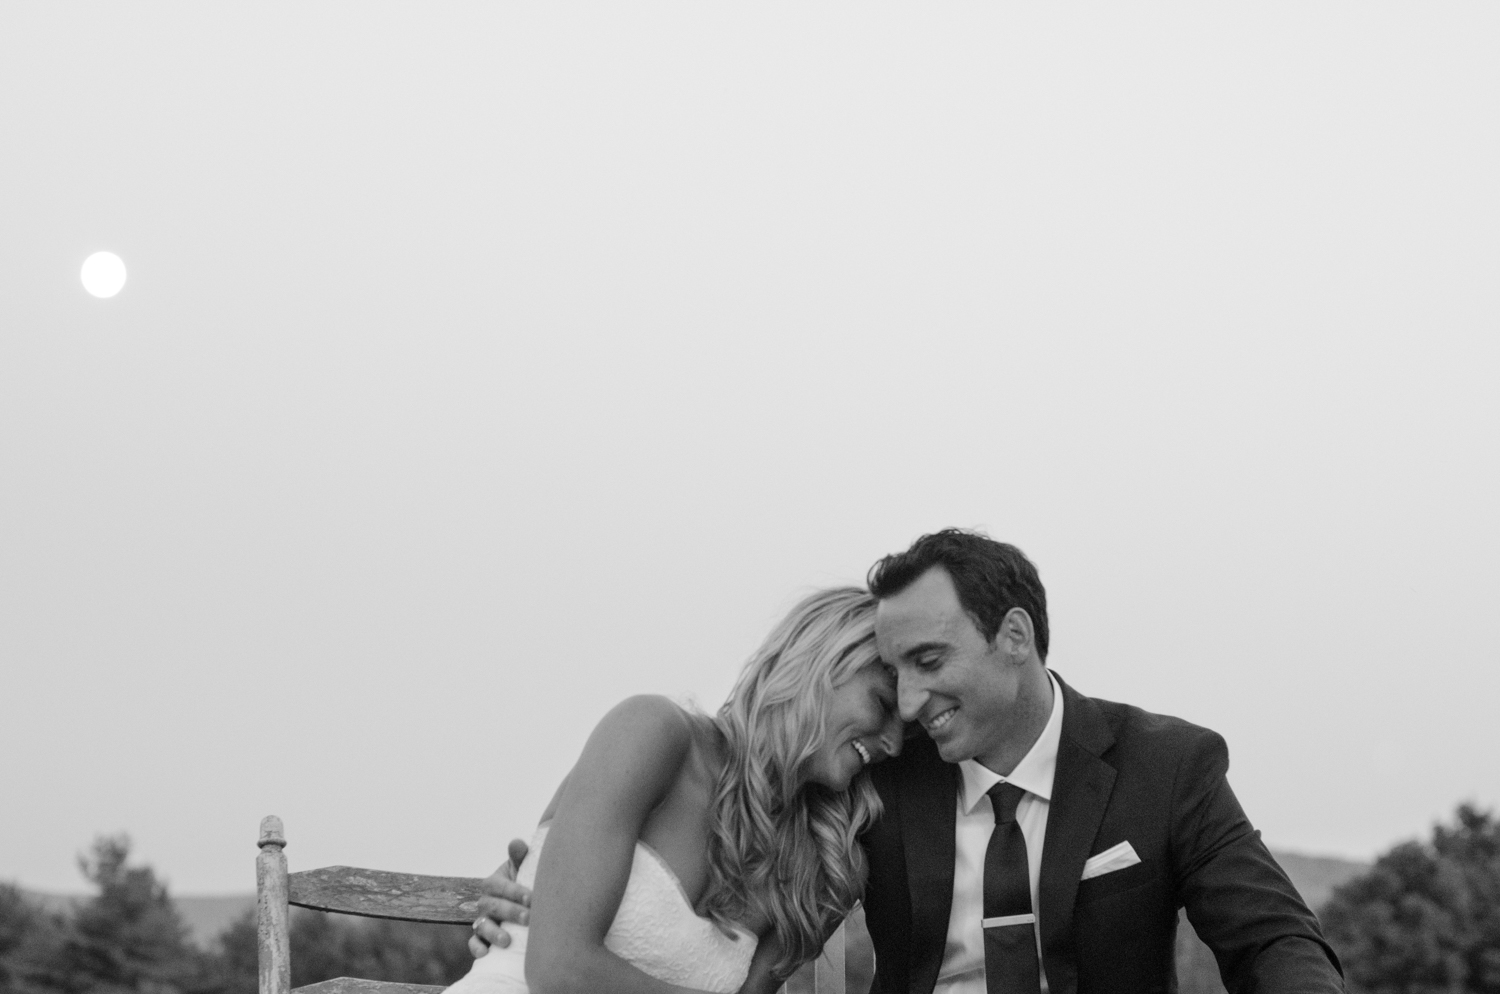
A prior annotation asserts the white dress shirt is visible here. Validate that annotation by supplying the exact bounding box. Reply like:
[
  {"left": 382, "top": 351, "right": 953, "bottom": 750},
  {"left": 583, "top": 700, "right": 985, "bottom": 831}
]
[{"left": 934, "top": 670, "right": 1064, "bottom": 994}]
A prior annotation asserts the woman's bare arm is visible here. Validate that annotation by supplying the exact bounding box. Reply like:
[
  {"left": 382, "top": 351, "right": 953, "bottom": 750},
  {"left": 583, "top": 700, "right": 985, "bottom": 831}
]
[
  {"left": 734, "top": 935, "right": 786, "bottom": 994},
  {"left": 524, "top": 694, "right": 717, "bottom": 994},
  {"left": 734, "top": 918, "right": 852, "bottom": 994}
]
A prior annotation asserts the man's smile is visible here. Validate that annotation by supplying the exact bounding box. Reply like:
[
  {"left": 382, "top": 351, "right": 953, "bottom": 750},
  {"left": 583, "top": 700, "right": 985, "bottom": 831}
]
[{"left": 925, "top": 707, "right": 957, "bottom": 733}]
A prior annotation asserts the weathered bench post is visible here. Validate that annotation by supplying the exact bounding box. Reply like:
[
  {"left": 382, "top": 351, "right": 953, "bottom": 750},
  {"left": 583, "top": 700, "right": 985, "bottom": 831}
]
[{"left": 258, "top": 816, "right": 291, "bottom": 994}]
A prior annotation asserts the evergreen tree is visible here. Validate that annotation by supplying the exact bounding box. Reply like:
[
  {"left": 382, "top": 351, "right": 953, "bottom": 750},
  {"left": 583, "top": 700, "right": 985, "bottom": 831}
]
[
  {"left": 1, "top": 884, "right": 68, "bottom": 994},
  {"left": 51, "top": 836, "right": 201, "bottom": 994},
  {"left": 201, "top": 907, "right": 471, "bottom": 994},
  {"left": 1323, "top": 804, "right": 1500, "bottom": 993},
  {"left": 285, "top": 911, "right": 471, "bottom": 990}
]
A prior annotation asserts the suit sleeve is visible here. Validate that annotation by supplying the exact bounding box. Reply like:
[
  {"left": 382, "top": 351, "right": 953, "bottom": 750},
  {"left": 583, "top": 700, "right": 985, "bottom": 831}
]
[{"left": 1170, "top": 730, "right": 1345, "bottom": 993}]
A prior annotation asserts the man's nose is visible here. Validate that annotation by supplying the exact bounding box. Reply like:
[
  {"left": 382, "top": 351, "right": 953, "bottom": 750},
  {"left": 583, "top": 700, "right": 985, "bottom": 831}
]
[{"left": 897, "top": 672, "right": 927, "bottom": 723}]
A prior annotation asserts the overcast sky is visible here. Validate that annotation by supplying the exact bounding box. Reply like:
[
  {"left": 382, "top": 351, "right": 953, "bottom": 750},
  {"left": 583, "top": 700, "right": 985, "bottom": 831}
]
[{"left": 2, "top": 4, "right": 1496, "bottom": 894}]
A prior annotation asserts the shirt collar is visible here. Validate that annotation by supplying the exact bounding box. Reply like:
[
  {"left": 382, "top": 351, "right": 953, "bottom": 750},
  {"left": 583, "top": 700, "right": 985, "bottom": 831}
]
[{"left": 958, "top": 669, "right": 1064, "bottom": 815}]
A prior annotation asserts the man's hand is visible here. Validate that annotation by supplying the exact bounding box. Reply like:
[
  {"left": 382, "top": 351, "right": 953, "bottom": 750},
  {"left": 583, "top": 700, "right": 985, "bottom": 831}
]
[{"left": 467, "top": 838, "right": 534, "bottom": 958}]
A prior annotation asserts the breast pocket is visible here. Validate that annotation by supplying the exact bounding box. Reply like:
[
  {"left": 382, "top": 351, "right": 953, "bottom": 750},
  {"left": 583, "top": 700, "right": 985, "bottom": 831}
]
[
  {"left": 1074, "top": 858, "right": 1155, "bottom": 905},
  {"left": 1072, "top": 860, "right": 1176, "bottom": 992}
]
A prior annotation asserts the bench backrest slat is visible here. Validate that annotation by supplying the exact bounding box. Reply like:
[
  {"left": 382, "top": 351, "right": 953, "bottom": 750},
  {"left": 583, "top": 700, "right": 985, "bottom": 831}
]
[
  {"left": 288, "top": 866, "right": 482, "bottom": 925},
  {"left": 294, "top": 980, "right": 446, "bottom": 994}
]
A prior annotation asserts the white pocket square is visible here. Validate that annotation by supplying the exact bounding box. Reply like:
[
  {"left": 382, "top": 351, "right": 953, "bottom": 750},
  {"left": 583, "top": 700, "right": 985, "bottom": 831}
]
[{"left": 1080, "top": 841, "right": 1141, "bottom": 881}]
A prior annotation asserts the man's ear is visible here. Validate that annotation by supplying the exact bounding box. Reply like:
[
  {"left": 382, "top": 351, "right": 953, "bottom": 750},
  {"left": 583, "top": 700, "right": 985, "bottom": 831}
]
[{"left": 997, "top": 608, "right": 1036, "bottom": 662}]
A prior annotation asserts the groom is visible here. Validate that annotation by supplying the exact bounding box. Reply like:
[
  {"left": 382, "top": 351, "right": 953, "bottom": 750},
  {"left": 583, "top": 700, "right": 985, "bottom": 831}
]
[
  {"left": 857, "top": 529, "right": 1341, "bottom": 993},
  {"left": 474, "top": 529, "right": 1344, "bottom": 993}
]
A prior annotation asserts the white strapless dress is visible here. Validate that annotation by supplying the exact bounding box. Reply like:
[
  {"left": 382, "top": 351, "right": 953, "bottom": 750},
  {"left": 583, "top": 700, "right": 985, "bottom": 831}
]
[{"left": 446, "top": 826, "right": 757, "bottom": 994}]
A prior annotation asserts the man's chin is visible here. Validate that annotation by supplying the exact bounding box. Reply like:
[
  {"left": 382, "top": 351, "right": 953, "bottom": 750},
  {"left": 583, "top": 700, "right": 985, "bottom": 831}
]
[{"left": 931, "top": 731, "right": 972, "bottom": 764}]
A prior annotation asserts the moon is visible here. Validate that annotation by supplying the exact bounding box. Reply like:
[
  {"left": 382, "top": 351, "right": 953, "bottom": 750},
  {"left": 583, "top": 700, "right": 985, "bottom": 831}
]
[{"left": 81, "top": 251, "right": 127, "bottom": 298}]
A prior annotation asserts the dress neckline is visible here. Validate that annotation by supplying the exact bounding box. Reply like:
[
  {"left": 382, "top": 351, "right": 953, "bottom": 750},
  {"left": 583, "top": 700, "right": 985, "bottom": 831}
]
[{"left": 532, "top": 822, "right": 753, "bottom": 938}]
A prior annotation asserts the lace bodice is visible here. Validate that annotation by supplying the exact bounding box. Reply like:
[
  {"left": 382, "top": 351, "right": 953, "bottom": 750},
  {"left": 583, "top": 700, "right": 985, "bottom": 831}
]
[{"left": 446, "top": 825, "right": 758, "bottom": 994}]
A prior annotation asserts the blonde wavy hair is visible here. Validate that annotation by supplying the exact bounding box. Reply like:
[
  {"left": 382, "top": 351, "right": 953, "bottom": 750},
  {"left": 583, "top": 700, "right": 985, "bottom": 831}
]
[{"left": 702, "top": 587, "right": 886, "bottom": 979}]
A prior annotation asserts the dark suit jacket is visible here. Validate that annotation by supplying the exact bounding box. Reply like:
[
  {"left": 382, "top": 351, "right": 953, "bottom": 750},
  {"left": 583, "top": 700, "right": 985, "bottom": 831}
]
[{"left": 861, "top": 673, "right": 1344, "bottom": 994}]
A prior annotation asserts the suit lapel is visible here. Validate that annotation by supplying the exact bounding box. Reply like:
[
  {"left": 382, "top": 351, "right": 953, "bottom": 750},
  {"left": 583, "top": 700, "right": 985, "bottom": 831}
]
[
  {"left": 898, "top": 736, "right": 958, "bottom": 994},
  {"left": 1038, "top": 675, "right": 1117, "bottom": 994}
]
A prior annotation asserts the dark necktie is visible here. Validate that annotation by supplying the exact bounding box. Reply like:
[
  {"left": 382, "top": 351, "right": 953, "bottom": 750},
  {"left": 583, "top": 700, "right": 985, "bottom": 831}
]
[{"left": 983, "top": 782, "right": 1041, "bottom": 994}]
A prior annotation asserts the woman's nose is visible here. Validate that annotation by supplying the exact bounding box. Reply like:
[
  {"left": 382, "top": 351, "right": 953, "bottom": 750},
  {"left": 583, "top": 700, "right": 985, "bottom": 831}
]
[{"left": 878, "top": 715, "right": 905, "bottom": 757}]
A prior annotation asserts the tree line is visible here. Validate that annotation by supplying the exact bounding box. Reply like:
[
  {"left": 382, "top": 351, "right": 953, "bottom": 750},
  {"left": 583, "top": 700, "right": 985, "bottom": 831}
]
[
  {"left": 0, "top": 836, "right": 472, "bottom": 994},
  {"left": 4, "top": 805, "right": 1499, "bottom": 994}
]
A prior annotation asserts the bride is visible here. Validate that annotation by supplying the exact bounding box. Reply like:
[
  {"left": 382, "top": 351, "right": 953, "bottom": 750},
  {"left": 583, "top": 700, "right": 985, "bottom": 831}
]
[{"left": 445, "top": 587, "right": 904, "bottom": 994}]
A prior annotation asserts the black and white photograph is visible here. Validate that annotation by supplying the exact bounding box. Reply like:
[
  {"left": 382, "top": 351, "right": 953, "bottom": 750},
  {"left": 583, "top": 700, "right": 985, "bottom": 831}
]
[{"left": 2, "top": 6, "right": 1497, "bottom": 994}]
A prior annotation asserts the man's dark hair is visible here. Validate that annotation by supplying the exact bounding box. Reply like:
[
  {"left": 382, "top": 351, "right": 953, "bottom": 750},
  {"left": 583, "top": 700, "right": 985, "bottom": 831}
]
[{"left": 867, "top": 528, "right": 1050, "bottom": 660}]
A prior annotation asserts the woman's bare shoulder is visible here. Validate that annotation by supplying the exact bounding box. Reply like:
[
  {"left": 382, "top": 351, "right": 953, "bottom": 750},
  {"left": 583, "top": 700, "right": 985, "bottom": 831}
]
[
  {"left": 583, "top": 695, "right": 726, "bottom": 791},
  {"left": 582, "top": 695, "right": 701, "bottom": 766},
  {"left": 599, "top": 693, "right": 696, "bottom": 732},
  {"left": 537, "top": 697, "right": 693, "bottom": 822}
]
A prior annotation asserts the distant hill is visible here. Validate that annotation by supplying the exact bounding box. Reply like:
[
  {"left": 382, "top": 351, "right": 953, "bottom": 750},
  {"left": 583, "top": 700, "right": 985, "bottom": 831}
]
[
  {"left": 171, "top": 894, "right": 260, "bottom": 946},
  {"left": 1174, "top": 849, "right": 1369, "bottom": 994},
  {"left": 21, "top": 890, "right": 256, "bottom": 948},
  {"left": 1269, "top": 850, "right": 1369, "bottom": 910}
]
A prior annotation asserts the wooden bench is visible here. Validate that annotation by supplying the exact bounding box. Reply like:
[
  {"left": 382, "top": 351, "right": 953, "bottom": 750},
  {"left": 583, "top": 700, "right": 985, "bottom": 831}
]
[{"left": 256, "top": 816, "right": 849, "bottom": 994}]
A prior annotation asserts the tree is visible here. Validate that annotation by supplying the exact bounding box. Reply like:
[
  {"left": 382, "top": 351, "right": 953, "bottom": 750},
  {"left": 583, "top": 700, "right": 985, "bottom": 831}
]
[
  {"left": 50, "top": 835, "right": 202, "bottom": 994},
  {"left": 1322, "top": 804, "right": 1500, "bottom": 993},
  {"left": 191, "top": 914, "right": 256, "bottom": 994},
  {"left": 6, "top": 835, "right": 473, "bottom": 994},
  {"left": 1, "top": 884, "right": 68, "bottom": 994},
  {"left": 285, "top": 912, "right": 472, "bottom": 990},
  {"left": 204, "top": 906, "right": 471, "bottom": 994}
]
